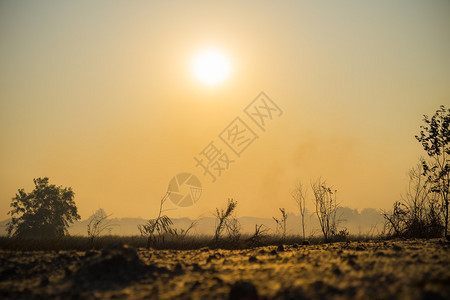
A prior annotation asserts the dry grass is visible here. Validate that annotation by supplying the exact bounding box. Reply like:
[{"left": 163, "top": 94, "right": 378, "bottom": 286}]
[{"left": 0, "top": 233, "right": 387, "bottom": 252}]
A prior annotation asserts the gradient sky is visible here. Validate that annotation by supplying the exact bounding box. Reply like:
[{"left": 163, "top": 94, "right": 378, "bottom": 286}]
[{"left": 1, "top": 1, "right": 449, "bottom": 221}]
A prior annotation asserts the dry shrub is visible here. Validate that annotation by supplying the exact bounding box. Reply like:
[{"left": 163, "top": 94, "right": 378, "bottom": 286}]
[{"left": 383, "top": 164, "right": 444, "bottom": 238}]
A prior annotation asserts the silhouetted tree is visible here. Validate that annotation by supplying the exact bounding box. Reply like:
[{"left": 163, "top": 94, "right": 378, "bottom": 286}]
[
  {"left": 292, "top": 183, "right": 307, "bottom": 240},
  {"left": 416, "top": 105, "right": 450, "bottom": 236},
  {"left": 7, "top": 177, "right": 80, "bottom": 238},
  {"left": 311, "top": 178, "right": 339, "bottom": 242}
]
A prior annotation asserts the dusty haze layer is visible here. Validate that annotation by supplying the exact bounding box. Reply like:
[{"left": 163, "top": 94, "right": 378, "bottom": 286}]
[{"left": 1, "top": 1, "right": 449, "bottom": 220}]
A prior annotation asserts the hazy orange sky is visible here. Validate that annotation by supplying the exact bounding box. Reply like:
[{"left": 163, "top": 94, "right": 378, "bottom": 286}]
[{"left": 1, "top": 1, "right": 449, "bottom": 221}]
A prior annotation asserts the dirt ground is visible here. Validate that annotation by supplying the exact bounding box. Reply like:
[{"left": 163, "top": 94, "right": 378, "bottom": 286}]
[{"left": 0, "top": 239, "right": 449, "bottom": 299}]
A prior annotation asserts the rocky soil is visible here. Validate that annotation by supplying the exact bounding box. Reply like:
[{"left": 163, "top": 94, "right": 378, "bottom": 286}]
[{"left": 0, "top": 239, "right": 449, "bottom": 299}]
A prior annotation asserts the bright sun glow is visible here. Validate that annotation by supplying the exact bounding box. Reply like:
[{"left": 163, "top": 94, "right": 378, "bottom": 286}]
[{"left": 192, "top": 50, "right": 231, "bottom": 86}]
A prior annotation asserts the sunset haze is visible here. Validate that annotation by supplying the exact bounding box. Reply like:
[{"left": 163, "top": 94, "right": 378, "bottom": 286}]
[{"left": 1, "top": 1, "right": 449, "bottom": 221}]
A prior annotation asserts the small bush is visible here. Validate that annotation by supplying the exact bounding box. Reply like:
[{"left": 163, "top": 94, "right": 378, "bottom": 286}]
[
  {"left": 383, "top": 164, "right": 444, "bottom": 238},
  {"left": 332, "top": 228, "right": 349, "bottom": 242}
]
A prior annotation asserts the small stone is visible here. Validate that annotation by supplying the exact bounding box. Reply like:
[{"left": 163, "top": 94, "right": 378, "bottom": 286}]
[
  {"left": 332, "top": 266, "right": 342, "bottom": 276},
  {"left": 392, "top": 244, "right": 402, "bottom": 251},
  {"left": 248, "top": 255, "right": 258, "bottom": 262},
  {"left": 207, "top": 254, "right": 217, "bottom": 263},
  {"left": 174, "top": 262, "right": 184, "bottom": 274},
  {"left": 212, "top": 276, "right": 224, "bottom": 285},
  {"left": 277, "top": 245, "right": 285, "bottom": 252},
  {"left": 40, "top": 276, "right": 49, "bottom": 286},
  {"left": 74, "top": 244, "right": 146, "bottom": 287},
  {"left": 192, "top": 263, "right": 203, "bottom": 272},
  {"left": 229, "top": 280, "right": 259, "bottom": 300},
  {"left": 347, "top": 259, "right": 361, "bottom": 270},
  {"left": 190, "top": 280, "right": 201, "bottom": 291},
  {"left": 84, "top": 251, "right": 97, "bottom": 259}
]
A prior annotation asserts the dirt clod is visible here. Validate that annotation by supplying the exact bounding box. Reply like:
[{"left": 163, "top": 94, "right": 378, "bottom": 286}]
[
  {"left": 229, "top": 280, "right": 259, "bottom": 300},
  {"left": 248, "top": 255, "right": 258, "bottom": 262}
]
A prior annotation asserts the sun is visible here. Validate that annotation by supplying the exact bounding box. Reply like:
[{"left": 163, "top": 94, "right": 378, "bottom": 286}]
[{"left": 192, "top": 50, "right": 231, "bottom": 86}]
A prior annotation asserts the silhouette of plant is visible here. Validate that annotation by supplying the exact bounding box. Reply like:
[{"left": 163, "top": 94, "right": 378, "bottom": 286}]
[
  {"left": 292, "top": 183, "right": 307, "bottom": 240},
  {"left": 214, "top": 198, "right": 237, "bottom": 244},
  {"left": 383, "top": 201, "right": 406, "bottom": 237},
  {"left": 138, "top": 191, "right": 198, "bottom": 248},
  {"left": 333, "top": 228, "right": 349, "bottom": 242},
  {"left": 87, "top": 209, "right": 118, "bottom": 247},
  {"left": 415, "top": 105, "right": 450, "bottom": 236},
  {"left": 311, "top": 178, "right": 339, "bottom": 242},
  {"left": 383, "top": 164, "right": 444, "bottom": 238},
  {"left": 273, "top": 208, "right": 287, "bottom": 240},
  {"left": 7, "top": 178, "right": 80, "bottom": 238},
  {"left": 138, "top": 191, "right": 174, "bottom": 248},
  {"left": 225, "top": 215, "right": 241, "bottom": 244},
  {"left": 246, "top": 224, "right": 269, "bottom": 246},
  {"left": 170, "top": 219, "right": 198, "bottom": 239}
]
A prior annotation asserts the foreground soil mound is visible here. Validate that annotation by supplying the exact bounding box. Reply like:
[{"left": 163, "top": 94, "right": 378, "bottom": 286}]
[
  {"left": 0, "top": 239, "right": 449, "bottom": 299},
  {"left": 74, "top": 244, "right": 151, "bottom": 289}
]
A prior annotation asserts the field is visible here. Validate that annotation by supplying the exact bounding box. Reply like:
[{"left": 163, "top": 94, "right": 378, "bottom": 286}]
[{"left": 0, "top": 238, "right": 449, "bottom": 299}]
